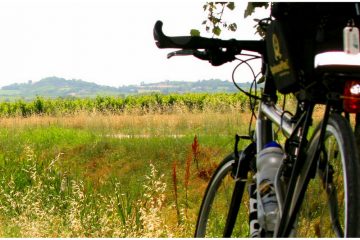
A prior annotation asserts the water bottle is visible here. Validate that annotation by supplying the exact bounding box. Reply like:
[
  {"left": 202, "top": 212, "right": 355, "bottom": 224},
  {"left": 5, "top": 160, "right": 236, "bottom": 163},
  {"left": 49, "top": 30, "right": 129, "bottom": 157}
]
[
  {"left": 249, "top": 183, "right": 261, "bottom": 238},
  {"left": 256, "top": 141, "right": 284, "bottom": 232}
]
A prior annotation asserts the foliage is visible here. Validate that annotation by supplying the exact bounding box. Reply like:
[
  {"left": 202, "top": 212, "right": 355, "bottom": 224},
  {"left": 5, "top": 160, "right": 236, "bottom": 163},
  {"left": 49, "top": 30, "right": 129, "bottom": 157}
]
[
  {"left": 191, "top": 2, "right": 237, "bottom": 37},
  {"left": 192, "top": 2, "right": 270, "bottom": 37},
  {"left": 244, "top": 2, "right": 270, "bottom": 18},
  {"left": 0, "top": 93, "right": 252, "bottom": 117},
  {"left": 244, "top": 2, "right": 270, "bottom": 38}
]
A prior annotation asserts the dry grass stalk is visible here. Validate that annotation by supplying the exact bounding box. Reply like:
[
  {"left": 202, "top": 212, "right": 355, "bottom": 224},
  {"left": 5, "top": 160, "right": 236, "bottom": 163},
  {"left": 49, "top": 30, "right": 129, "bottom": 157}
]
[
  {"left": 172, "top": 160, "right": 181, "bottom": 224},
  {"left": 192, "top": 135, "right": 200, "bottom": 171},
  {"left": 138, "top": 163, "right": 170, "bottom": 237},
  {"left": 184, "top": 153, "right": 192, "bottom": 218}
]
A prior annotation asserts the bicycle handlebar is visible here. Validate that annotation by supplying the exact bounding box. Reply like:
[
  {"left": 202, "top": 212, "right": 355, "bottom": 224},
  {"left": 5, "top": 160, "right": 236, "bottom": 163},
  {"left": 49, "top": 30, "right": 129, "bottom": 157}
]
[{"left": 154, "top": 20, "right": 265, "bottom": 57}]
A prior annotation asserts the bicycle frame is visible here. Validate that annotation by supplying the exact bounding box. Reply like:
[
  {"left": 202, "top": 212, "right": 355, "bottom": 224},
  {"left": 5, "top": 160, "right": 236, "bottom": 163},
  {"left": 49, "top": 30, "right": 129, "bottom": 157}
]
[{"left": 251, "top": 77, "right": 341, "bottom": 237}]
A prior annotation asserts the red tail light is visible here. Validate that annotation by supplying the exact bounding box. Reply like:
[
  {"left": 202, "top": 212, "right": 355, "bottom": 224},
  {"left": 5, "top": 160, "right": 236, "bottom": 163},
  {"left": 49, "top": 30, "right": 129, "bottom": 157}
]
[{"left": 343, "top": 80, "right": 360, "bottom": 113}]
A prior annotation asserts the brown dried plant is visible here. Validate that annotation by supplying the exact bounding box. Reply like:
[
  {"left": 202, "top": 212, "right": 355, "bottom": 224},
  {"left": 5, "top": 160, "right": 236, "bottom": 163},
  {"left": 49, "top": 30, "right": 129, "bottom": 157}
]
[
  {"left": 192, "top": 135, "right": 200, "bottom": 171},
  {"left": 184, "top": 153, "right": 191, "bottom": 218},
  {"left": 172, "top": 160, "right": 180, "bottom": 224}
]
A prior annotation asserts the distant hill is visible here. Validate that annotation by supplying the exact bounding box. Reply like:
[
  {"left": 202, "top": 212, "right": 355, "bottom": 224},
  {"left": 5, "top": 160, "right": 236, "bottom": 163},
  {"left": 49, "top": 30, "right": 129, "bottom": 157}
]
[
  {"left": 0, "top": 77, "right": 253, "bottom": 100},
  {"left": 118, "top": 79, "right": 251, "bottom": 94},
  {"left": 0, "top": 77, "right": 120, "bottom": 99}
]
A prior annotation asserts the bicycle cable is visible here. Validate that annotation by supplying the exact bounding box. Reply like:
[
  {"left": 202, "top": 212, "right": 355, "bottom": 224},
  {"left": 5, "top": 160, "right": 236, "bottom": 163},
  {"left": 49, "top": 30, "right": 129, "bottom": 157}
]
[
  {"left": 248, "top": 71, "right": 262, "bottom": 138},
  {"left": 231, "top": 55, "right": 262, "bottom": 138},
  {"left": 231, "top": 55, "right": 262, "bottom": 101}
]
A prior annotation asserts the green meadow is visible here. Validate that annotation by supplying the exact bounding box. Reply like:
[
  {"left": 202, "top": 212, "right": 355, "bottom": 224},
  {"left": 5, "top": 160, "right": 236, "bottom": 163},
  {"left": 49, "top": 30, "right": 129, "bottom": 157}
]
[
  {"left": 0, "top": 93, "right": 254, "bottom": 237},
  {"left": 0, "top": 92, "right": 335, "bottom": 237}
]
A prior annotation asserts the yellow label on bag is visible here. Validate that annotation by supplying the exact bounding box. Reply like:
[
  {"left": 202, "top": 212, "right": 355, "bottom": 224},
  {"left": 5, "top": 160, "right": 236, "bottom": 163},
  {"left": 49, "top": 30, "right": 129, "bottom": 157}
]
[
  {"left": 270, "top": 33, "right": 290, "bottom": 76},
  {"left": 273, "top": 34, "right": 282, "bottom": 61}
]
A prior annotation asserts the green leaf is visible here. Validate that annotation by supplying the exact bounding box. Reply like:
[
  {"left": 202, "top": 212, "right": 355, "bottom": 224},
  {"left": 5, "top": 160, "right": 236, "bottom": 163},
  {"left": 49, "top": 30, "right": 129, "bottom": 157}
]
[
  {"left": 190, "top": 29, "right": 201, "bottom": 37},
  {"left": 203, "top": 4, "right": 208, "bottom": 11},
  {"left": 244, "top": 3, "right": 255, "bottom": 18},
  {"left": 213, "top": 26, "right": 221, "bottom": 36},
  {"left": 244, "top": 2, "right": 269, "bottom": 18},
  {"left": 210, "top": 16, "right": 220, "bottom": 25},
  {"left": 226, "top": 2, "right": 235, "bottom": 11},
  {"left": 228, "top": 23, "right": 237, "bottom": 32}
]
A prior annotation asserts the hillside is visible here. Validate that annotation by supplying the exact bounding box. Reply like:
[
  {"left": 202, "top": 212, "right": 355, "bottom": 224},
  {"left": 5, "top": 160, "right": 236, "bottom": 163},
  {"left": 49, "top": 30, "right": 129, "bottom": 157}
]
[
  {"left": 118, "top": 79, "right": 250, "bottom": 94},
  {"left": 0, "top": 77, "right": 252, "bottom": 100},
  {"left": 0, "top": 77, "right": 120, "bottom": 99}
]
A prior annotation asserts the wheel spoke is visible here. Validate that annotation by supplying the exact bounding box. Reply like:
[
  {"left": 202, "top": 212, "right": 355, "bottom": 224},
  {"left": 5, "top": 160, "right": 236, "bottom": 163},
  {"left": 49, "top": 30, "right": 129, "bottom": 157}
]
[
  {"left": 294, "top": 114, "right": 360, "bottom": 237},
  {"left": 320, "top": 158, "right": 344, "bottom": 238},
  {"left": 223, "top": 180, "right": 245, "bottom": 237},
  {"left": 195, "top": 153, "right": 254, "bottom": 237}
]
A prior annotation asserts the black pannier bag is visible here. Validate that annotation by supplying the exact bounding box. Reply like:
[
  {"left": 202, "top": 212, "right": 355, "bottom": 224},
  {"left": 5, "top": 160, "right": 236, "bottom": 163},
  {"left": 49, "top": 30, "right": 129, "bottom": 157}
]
[
  {"left": 266, "top": 20, "right": 299, "bottom": 94},
  {"left": 266, "top": 2, "right": 360, "bottom": 94}
]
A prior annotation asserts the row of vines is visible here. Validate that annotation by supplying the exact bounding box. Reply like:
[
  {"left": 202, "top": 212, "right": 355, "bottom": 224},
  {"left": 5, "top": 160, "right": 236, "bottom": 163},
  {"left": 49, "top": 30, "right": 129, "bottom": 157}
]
[{"left": 0, "top": 93, "right": 256, "bottom": 117}]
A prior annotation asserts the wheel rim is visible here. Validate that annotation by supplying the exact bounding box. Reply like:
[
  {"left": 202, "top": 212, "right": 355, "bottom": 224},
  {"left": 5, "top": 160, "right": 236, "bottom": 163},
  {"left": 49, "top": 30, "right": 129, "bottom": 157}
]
[
  {"left": 296, "top": 125, "right": 347, "bottom": 237},
  {"left": 197, "top": 159, "right": 251, "bottom": 237}
]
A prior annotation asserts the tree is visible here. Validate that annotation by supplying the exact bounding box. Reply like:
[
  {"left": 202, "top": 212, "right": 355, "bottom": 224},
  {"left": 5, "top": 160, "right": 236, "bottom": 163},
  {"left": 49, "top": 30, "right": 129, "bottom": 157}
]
[{"left": 191, "top": 2, "right": 269, "bottom": 37}]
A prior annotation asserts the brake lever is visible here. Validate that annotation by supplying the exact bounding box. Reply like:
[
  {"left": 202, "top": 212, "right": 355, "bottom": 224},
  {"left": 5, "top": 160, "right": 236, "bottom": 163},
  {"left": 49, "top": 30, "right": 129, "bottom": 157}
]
[
  {"left": 166, "top": 48, "right": 235, "bottom": 66},
  {"left": 167, "top": 50, "right": 195, "bottom": 59},
  {"left": 167, "top": 49, "right": 209, "bottom": 60}
]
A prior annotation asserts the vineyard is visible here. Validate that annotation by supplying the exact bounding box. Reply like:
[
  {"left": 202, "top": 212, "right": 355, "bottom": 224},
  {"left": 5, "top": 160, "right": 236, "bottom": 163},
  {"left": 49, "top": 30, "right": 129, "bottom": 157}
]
[{"left": 0, "top": 93, "right": 252, "bottom": 117}]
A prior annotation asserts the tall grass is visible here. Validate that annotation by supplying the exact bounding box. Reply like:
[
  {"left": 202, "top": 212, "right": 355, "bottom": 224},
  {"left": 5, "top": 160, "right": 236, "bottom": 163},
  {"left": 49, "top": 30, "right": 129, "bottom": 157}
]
[
  {"left": 0, "top": 88, "right": 320, "bottom": 237},
  {"left": 0, "top": 143, "right": 189, "bottom": 237},
  {"left": 0, "top": 109, "right": 253, "bottom": 237}
]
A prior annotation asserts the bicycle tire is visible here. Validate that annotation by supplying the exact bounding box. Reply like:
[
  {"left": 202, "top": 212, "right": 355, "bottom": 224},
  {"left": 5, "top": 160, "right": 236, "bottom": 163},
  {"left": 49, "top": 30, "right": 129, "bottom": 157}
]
[
  {"left": 295, "top": 114, "right": 360, "bottom": 237},
  {"left": 194, "top": 153, "right": 256, "bottom": 237}
]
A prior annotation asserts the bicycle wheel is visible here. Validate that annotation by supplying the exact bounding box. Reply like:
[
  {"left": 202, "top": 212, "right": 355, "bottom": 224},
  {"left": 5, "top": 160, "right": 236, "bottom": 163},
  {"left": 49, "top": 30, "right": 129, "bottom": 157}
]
[
  {"left": 295, "top": 114, "right": 360, "bottom": 237},
  {"left": 194, "top": 153, "right": 257, "bottom": 237}
]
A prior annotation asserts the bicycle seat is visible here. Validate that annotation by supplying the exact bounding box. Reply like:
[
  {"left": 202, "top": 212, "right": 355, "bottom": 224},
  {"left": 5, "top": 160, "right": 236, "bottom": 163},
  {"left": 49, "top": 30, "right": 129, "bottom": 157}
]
[{"left": 314, "top": 51, "right": 360, "bottom": 76}]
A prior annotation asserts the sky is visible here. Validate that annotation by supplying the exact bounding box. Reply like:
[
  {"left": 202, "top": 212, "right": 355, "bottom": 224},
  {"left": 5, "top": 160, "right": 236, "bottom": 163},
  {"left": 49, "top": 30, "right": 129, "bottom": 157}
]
[{"left": 0, "top": 0, "right": 269, "bottom": 88}]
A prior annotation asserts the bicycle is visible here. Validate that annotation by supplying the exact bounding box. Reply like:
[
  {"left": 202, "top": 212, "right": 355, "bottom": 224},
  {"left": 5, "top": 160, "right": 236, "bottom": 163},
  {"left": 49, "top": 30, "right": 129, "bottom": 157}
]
[{"left": 154, "top": 3, "right": 360, "bottom": 237}]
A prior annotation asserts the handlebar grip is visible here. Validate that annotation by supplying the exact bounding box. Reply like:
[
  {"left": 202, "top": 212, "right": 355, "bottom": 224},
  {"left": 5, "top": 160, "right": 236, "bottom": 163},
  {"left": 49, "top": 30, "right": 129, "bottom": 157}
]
[
  {"left": 154, "top": 21, "right": 194, "bottom": 49},
  {"left": 154, "top": 21, "right": 225, "bottom": 49},
  {"left": 154, "top": 20, "right": 265, "bottom": 54}
]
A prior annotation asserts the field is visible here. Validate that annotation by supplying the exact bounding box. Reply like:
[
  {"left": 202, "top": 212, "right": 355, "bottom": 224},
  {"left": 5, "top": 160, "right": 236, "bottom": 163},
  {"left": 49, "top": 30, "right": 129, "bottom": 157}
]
[
  {"left": 0, "top": 93, "right": 260, "bottom": 237},
  {"left": 0, "top": 92, "right": 347, "bottom": 237}
]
